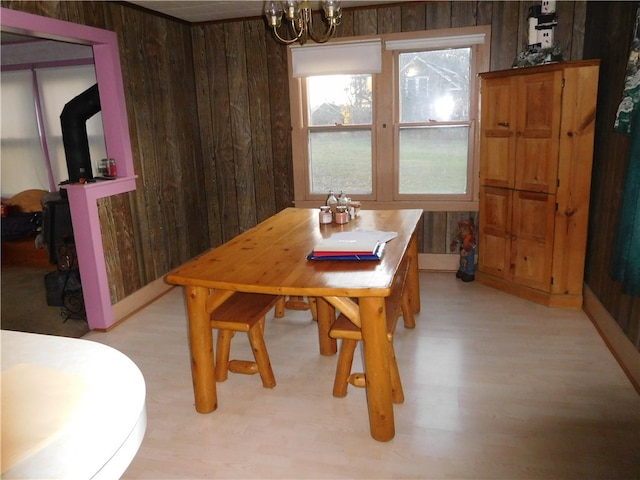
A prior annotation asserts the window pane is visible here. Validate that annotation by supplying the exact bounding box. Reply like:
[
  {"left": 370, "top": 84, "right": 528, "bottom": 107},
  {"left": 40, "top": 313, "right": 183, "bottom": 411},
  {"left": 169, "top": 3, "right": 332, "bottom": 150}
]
[
  {"left": 399, "top": 48, "right": 470, "bottom": 123},
  {"left": 308, "top": 74, "right": 372, "bottom": 126},
  {"left": 0, "top": 71, "right": 49, "bottom": 195},
  {"left": 398, "top": 126, "right": 468, "bottom": 194},
  {"left": 309, "top": 130, "right": 372, "bottom": 194}
]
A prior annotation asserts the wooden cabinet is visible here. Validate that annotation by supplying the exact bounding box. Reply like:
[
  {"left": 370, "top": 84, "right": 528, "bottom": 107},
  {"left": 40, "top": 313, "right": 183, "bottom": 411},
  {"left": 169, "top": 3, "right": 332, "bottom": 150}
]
[{"left": 477, "top": 61, "right": 600, "bottom": 307}]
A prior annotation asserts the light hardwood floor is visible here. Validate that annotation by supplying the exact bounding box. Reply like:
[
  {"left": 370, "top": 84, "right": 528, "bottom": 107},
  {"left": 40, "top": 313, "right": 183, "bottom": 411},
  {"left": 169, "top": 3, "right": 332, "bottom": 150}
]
[{"left": 84, "top": 273, "right": 640, "bottom": 479}]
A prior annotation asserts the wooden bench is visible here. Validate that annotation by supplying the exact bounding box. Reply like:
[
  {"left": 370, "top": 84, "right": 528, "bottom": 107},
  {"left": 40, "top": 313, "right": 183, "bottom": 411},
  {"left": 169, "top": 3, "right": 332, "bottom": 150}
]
[
  {"left": 211, "top": 292, "right": 283, "bottom": 388},
  {"left": 329, "top": 255, "right": 413, "bottom": 402}
]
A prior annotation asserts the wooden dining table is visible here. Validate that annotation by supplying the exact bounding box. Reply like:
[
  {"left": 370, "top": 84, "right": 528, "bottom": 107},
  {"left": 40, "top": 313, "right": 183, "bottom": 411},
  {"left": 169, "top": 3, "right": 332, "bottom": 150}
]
[{"left": 165, "top": 207, "right": 422, "bottom": 441}]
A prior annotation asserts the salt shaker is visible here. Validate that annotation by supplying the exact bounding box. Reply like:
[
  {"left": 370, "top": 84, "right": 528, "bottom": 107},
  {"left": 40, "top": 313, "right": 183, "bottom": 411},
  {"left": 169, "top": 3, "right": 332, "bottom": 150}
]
[
  {"left": 338, "top": 190, "right": 349, "bottom": 208},
  {"left": 327, "top": 190, "right": 338, "bottom": 214}
]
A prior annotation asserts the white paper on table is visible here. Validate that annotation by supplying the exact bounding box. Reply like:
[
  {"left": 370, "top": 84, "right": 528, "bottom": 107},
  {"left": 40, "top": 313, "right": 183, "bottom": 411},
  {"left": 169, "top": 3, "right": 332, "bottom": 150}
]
[{"left": 328, "top": 230, "right": 398, "bottom": 244}]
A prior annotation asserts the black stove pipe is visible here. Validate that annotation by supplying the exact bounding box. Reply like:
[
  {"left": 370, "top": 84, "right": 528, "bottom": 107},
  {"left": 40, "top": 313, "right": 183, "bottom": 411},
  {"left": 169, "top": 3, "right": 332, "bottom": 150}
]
[{"left": 60, "top": 83, "right": 101, "bottom": 183}]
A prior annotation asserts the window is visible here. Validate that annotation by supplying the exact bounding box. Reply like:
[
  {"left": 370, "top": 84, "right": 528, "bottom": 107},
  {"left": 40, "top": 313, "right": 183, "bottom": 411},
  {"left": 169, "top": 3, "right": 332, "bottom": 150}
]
[
  {"left": 0, "top": 71, "right": 46, "bottom": 195},
  {"left": 0, "top": 64, "right": 106, "bottom": 195},
  {"left": 397, "top": 48, "right": 470, "bottom": 195},
  {"left": 307, "top": 74, "right": 373, "bottom": 195},
  {"left": 289, "top": 27, "right": 490, "bottom": 209}
]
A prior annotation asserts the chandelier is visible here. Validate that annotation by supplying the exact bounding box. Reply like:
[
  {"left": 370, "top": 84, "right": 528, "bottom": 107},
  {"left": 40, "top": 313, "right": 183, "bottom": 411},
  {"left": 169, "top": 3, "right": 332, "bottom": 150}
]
[{"left": 264, "top": 1, "right": 342, "bottom": 45}]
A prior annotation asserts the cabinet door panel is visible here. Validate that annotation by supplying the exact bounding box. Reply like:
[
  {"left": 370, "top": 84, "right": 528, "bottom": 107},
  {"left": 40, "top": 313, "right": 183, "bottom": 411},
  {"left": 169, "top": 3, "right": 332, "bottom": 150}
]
[
  {"left": 480, "top": 77, "right": 516, "bottom": 188},
  {"left": 510, "top": 191, "right": 556, "bottom": 291},
  {"left": 478, "top": 187, "right": 512, "bottom": 277},
  {"left": 553, "top": 64, "right": 600, "bottom": 295},
  {"left": 515, "top": 71, "right": 562, "bottom": 193}
]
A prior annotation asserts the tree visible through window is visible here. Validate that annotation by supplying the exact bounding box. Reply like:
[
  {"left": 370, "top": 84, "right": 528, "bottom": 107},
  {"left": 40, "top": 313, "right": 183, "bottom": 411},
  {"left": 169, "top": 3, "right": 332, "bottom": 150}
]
[{"left": 307, "top": 74, "right": 373, "bottom": 194}]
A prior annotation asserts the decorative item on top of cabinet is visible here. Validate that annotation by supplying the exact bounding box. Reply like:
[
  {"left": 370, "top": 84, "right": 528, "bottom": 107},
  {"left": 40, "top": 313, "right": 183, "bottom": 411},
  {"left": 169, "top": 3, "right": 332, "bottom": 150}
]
[{"left": 477, "top": 60, "right": 600, "bottom": 307}]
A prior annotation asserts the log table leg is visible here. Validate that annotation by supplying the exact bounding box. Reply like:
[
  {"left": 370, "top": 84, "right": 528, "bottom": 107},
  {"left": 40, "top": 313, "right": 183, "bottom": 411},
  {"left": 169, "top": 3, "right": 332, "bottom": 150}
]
[
  {"left": 405, "top": 231, "right": 421, "bottom": 328},
  {"left": 315, "top": 297, "right": 337, "bottom": 355},
  {"left": 359, "top": 296, "right": 395, "bottom": 442},
  {"left": 185, "top": 286, "right": 217, "bottom": 413}
]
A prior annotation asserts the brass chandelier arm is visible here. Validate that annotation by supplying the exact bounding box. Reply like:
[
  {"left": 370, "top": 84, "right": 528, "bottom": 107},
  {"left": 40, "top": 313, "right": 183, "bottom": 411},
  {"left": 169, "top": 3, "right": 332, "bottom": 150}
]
[
  {"left": 271, "top": 15, "right": 336, "bottom": 45},
  {"left": 307, "top": 22, "right": 339, "bottom": 44},
  {"left": 271, "top": 25, "right": 304, "bottom": 45},
  {"left": 265, "top": 0, "right": 342, "bottom": 46}
]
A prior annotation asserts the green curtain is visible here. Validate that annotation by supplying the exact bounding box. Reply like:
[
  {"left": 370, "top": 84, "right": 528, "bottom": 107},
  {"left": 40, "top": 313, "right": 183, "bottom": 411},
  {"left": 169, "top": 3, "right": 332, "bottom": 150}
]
[{"left": 611, "top": 4, "right": 640, "bottom": 296}]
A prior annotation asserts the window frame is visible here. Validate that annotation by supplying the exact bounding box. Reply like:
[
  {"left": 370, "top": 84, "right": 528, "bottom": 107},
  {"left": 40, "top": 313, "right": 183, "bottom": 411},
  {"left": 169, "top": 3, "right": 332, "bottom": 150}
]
[{"left": 288, "top": 26, "right": 491, "bottom": 210}]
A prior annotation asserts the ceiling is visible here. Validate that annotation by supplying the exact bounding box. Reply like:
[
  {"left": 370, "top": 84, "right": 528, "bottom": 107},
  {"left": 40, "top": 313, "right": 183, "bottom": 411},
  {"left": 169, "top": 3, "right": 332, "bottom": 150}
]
[{"left": 125, "top": 1, "right": 406, "bottom": 23}]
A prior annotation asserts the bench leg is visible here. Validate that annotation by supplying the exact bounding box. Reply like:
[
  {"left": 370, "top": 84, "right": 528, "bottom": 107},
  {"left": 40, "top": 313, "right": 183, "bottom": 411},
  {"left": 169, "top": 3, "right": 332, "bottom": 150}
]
[
  {"left": 401, "top": 291, "right": 415, "bottom": 329},
  {"left": 309, "top": 297, "right": 318, "bottom": 322},
  {"left": 333, "top": 338, "right": 357, "bottom": 397},
  {"left": 274, "top": 296, "right": 286, "bottom": 318},
  {"left": 215, "top": 329, "right": 234, "bottom": 382},
  {"left": 388, "top": 340, "right": 404, "bottom": 404},
  {"left": 247, "top": 317, "right": 276, "bottom": 388}
]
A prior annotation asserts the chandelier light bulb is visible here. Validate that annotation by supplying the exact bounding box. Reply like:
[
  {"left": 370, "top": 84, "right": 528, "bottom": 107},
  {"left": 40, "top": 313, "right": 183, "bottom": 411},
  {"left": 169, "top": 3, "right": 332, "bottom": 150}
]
[
  {"left": 323, "top": 0, "right": 341, "bottom": 21},
  {"left": 284, "top": 0, "right": 301, "bottom": 21},
  {"left": 264, "top": 1, "right": 283, "bottom": 28}
]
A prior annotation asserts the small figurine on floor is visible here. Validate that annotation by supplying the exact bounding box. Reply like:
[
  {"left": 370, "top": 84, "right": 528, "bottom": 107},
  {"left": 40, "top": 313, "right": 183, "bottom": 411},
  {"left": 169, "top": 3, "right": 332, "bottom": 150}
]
[{"left": 451, "top": 218, "right": 476, "bottom": 282}]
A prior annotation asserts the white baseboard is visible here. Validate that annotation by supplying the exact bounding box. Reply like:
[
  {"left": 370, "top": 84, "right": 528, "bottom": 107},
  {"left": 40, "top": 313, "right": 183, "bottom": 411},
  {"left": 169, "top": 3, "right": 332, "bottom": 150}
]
[
  {"left": 111, "top": 276, "right": 174, "bottom": 327},
  {"left": 583, "top": 284, "right": 640, "bottom": 391},
  {"left": 419, "top": 253, "right": 459, "bottom": 272}
]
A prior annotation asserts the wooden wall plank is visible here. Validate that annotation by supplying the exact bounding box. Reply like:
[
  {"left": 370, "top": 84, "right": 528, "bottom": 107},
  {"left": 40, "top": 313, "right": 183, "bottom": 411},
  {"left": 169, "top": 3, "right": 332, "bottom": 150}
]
[
  {"left": 401, "top": 2, "right": 426, "bottom": 32},
  {"left": 169, "top": 22, "right": 210, "bottom": 260},
  {"left": 337, "top": 9, "right": 354, "bottom": 38},
  {"left": 489, "top": 1, "right": 520, "bottom": 70},
  {"left": 245, "top": 19, "right": 277, "bottom": 224},
  {"left": 554, "top": 0, "right": 576, "bottom": 62},
  {"left": 476, "top": 1, "right": 493, "bottom": 27},
  {"left": 353, "top": 7, "right": 378, "bottom": 36},
  {"left": 452, "top": 1, "right": 477, "bottom": 28},
  {"left": 225, "top": 21, "right": 258, "bottom": 233},
  {"left": 570, "top": 1, "right": 586, "bottom": 61},
  {"left": 121, "top": 9, "right": 165, "bottom": 283},
  {"left": 191, "top": 26, "right": 224, "bottom": 246},
  {"left": 210, "top": 23, "right": 240, "bottom": 242},
  {"left": 265, "top": 33, "right": 294, "bottom": 211},
  {"left": 378, "top": 5, "right": 402, "bottom": 34},
  {"left": 426, "top": 1, "right": 452, "bottom": 30},
  {"left": 107, "top": 3, "right": 148, "bottom": 287},
  {"left": 423, "top": 211, "right": 448, "bottom": 253}
]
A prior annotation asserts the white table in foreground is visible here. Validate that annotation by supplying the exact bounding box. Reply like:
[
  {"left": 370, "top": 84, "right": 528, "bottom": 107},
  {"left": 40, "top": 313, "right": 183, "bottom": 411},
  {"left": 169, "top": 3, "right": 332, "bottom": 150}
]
[{"left": 1, "top": 330, "right": 147, "bottom": 479}]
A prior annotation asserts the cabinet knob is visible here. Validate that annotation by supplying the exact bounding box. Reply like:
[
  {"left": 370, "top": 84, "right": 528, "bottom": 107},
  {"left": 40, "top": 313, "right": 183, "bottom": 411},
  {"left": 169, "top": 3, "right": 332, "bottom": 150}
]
[{"left": 567, "top": 131, "right": 574, "bottom": 137}]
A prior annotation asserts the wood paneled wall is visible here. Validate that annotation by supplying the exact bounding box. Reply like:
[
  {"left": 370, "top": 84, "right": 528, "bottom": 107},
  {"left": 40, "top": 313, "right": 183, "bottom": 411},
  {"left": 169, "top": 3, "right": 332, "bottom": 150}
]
[
  {"left": 583, "top": 1, "right": 640, "bottom": 350},
  {"left": 7, "top": 1, "right": 637, "bottom": 354},
  {"left": 190, "top": 0, "right": 588, "bottom": 255}
]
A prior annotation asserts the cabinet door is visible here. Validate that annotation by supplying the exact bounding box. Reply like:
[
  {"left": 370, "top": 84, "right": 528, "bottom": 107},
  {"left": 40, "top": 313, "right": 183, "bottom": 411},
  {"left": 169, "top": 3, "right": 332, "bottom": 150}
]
[
  {"left": 514, "top": 71, "right": 562, "bottom": 193},
  {"left": 510, "top": 190, "right": 556, "bottom": 291},
  {"left": 478, "top": 186, "right": 512, "bottom": 277},
  {"left": 480, "top": 77, "right": 517, "bottom": 189}
]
